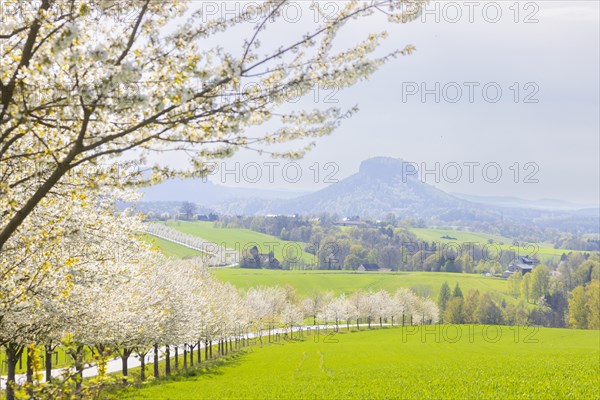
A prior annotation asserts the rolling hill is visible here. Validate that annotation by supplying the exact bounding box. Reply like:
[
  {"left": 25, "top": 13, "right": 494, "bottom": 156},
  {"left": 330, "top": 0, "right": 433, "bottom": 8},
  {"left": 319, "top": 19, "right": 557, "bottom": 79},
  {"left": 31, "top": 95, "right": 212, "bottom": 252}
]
[{"left": 161, "top": 220, "right": 315, "bottom": 264}]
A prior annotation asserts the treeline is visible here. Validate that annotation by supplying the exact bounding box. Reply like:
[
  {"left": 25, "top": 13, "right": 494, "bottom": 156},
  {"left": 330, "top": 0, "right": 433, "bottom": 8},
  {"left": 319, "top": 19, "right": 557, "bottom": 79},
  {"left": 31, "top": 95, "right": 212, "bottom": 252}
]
[
  {"left": 437, "top": 283, "right": 516, "bottom": 326},
  {"left": 552, "top": 232, "right": 600, "bottom": 252},
  {"left": 217, "top": 215, "right": 517, "bottom": 272},
  {"left": 212, "top": 211, "right": 600, "bottom": 253},
  {"left": 507, "top": 253, "right": 600, "bottom": 328},
  {"left": 436, "top": 281, "right": 571, "bottom": 328},
  {"left": 451, "top": 253, "right": 600, "bottom": 329},
  {"left": 426, "top": 207, "right": 600, "bottom": 249}
]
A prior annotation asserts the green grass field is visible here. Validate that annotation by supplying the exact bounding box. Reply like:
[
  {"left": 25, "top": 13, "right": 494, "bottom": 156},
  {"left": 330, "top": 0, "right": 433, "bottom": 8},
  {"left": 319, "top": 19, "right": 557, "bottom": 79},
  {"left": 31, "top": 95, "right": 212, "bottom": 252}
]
[
  {"left": 143, "top": 234, "right": 205, "bottom": 259},
  {"left": 162, "top": 221, "right": 315, "bottom": 264},
  {"left": 212, "top": 268, "right": 510, "bottom": 301},
  {"left": 409, "top": 227, "right": 574, "bottom": 263},
  {"left": 111, "top": 326, "right": 600, "bottom": 399}
]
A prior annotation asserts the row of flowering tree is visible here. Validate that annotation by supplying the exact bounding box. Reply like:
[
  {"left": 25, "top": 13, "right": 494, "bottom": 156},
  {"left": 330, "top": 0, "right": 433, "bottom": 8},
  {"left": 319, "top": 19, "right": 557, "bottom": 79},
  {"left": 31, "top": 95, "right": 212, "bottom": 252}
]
[
  {"left": 318, "top": 289, "right": 439, "bottom": 331},
  {"left": 0, "top": 186, "right": 156, "bottom": 399},
  {"left": 2, "top": 231, "right": 438, "bottom": 399},
  {"left": 144, "top": 223, "right": 237, "bottom": 266},
  {"left": 0, "top": 1, "right": 429, "bottom": 398},
  {"left": 0, "top": 177, "right": 436, "bottom": 400}
]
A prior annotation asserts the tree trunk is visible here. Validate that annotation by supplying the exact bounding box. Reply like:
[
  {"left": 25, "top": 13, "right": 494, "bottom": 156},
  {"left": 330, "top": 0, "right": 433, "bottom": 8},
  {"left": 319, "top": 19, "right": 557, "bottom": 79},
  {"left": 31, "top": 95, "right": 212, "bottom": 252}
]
[
  {"left": 121, "top": 356, "right": 128, "bottom": 379},
  {"left": 205, "top": 340, "right": 209, "bottom": 361},
  {"left": 380, "top": 316, "right": 383, "bottom": 328},
  {"left": 153, "top": 344, "right": 159, "bottom": 378},
  {"left": 183, "top": 345, "right": 187, "bottom": 369},
  {"left": 26, "top": 347, "right": 33, "bottom": 384},
  {"left": 45, "top": 345, "right": 53, "bottom": 383},
  {"left": 197, "top": 340, "right": 201, "bottom": 364},
  {"left": 209, "top": 340, "right": 213, "bottom": 359},
  {"left": 121, "top": 348, "right": 133, "bottom": 382},
  {"left": 140, "top": 354, "right": 146, "bottom": 382},
  {"left": 121, "top": 355, "right": 128, "bottom": 379},
  {"left": 6, "top": 353, "right": 17, "bottom": 400},
  {"left": 165, "top": 346, "right": 171, "bottom": 376},
  {"left": 356, "top": 318, "right": 359, "bottom": 330},
  {"left": 189, "top": 344, "right": 194, "bottom": 367},
  {"left": 174, "top": 346, "right": 179, "bottom": 370},
  {"left": 74, "top": 345, "right": 84, "bottom": 392},
  {"left": 5, "top": 344, "right": 23, "bottom": 400}
]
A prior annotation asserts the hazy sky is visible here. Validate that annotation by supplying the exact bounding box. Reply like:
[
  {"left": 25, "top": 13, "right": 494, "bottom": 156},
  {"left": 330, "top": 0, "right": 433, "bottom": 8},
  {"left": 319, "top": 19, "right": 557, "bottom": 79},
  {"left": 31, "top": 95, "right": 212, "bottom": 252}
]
[{"left": 157, "top": 1, "right": 600, "bottom": 205}]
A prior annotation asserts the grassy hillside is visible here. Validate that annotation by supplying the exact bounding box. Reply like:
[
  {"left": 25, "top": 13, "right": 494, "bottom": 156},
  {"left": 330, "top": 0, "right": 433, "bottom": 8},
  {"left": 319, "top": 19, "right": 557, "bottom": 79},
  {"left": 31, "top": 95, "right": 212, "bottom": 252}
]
[
  {"left": 409, "top": 227, "right": 573, "bottom": 262},
  {"left": 152, "top": 221, "right": 582, "bottom": 265},
  {"left": 162, "top": 221, "right": 315, "bottom": 264},
  {"left": 113, "top": 326, "right": 600, "bottom": 399},
  {"left": 142, "top": 234, "right": 204, "bottom": 259},
  {"left": 212, "top": 268, "right": 510, "bottom": 301}
]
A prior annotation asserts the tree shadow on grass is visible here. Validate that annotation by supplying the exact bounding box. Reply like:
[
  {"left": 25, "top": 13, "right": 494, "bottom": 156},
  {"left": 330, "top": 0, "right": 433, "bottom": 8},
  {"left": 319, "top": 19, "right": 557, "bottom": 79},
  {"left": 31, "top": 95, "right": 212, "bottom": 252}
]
[{"left": 102, "top": 350, "right": 251, "bottom": 398}]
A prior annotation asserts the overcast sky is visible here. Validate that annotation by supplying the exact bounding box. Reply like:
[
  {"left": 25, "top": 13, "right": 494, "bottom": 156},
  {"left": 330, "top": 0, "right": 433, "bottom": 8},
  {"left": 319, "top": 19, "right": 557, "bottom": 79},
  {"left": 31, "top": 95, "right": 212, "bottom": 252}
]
[{"left": 156, "top": 1, "right": 600, "bottom": 205}]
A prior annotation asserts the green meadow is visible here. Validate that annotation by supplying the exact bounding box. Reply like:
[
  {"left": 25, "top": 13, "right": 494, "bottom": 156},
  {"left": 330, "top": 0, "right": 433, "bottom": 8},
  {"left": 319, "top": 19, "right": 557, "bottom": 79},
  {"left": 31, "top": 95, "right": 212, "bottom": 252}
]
[
  {"left": 409, "top": 227, "right": 575, "bottom": 263},
  {"left": 212, "top": 268, "right": 510, "bottom": 301},
  {"left": 162, "top": 221, "right": 315, "bottom": 264},
  {"left": 111, "top": 326, "right": 600, "bottom": 399}
]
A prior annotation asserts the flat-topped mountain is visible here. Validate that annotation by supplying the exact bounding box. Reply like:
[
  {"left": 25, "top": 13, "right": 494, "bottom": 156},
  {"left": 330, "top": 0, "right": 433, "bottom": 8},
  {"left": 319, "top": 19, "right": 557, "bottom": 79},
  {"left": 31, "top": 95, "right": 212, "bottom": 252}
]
[{"left": 266, "top": 157, "right": 467, "bottom": 217}]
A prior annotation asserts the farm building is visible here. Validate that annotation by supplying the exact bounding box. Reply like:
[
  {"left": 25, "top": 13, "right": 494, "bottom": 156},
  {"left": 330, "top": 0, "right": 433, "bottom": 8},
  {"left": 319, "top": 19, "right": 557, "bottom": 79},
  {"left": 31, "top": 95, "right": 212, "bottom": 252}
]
[
  {"left": 502, "top": 256, "right": 540, "bottom": 278},
  {"left": 358, "top": 263, "right": 380, "bottom": 272}
]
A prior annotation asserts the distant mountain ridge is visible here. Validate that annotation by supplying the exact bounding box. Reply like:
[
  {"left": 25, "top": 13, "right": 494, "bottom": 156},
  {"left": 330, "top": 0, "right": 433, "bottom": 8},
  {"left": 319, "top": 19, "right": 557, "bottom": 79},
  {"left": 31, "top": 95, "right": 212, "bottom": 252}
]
[{"left": 136, "top": 157, "right": 598, "bottom": 230}]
